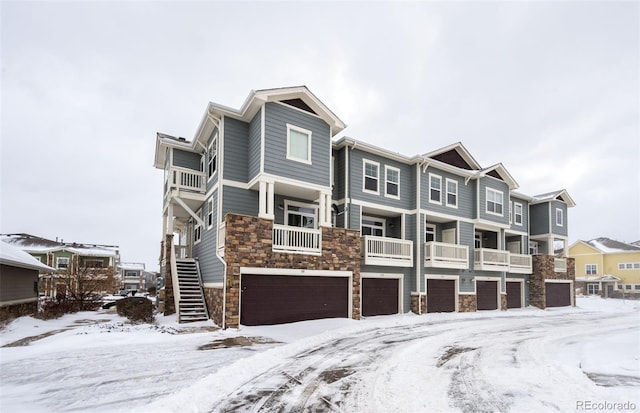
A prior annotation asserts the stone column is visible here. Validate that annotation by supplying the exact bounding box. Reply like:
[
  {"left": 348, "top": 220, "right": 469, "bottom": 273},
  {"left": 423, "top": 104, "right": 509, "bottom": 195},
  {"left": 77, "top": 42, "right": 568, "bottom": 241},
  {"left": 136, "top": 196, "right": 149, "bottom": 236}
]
[{"left": 163, "top": 234, "right": 175, "bottom": 315}]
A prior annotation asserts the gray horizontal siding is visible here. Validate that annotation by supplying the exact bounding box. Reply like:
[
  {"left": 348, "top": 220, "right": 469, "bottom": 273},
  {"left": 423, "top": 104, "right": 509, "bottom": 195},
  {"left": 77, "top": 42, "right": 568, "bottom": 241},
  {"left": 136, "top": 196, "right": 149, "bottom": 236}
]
[
  {"left": 333, "top": 148, "right": 346, "bottom": 201},
  {"left": 173, "top": 148, "right": 201, "bottom": 171},
  {"left": 249, "top": 110, "right": 262, "bottom": 182},
  {"left": 348, "top": 204, "right": 361, "bottom": 232},
  {"left": 550, "top": 200, "right": 568, "bottom": 236},
  {"left": 349, "top": 149, "right": 415, "bottom": 210},
  {"left": 193, "top": 190, "right": 224, "bottom": 284},
  {"left": 0, "top": 265, "right": 38, "bottom": 303},
  {"left": 509, "top": 196, "right": 529, "bottom": 232},
  {"left": 223, "top": 117, "right": 249, "bottom": 183},
  {"left": 421, "top": 166, "right": 474, "bottom": 219},
  {"left": 263, "top": 102, "right": 331, "bottom": 187},
  {"left": 222, "top": 186, "right": 259, "bottom": 218}
]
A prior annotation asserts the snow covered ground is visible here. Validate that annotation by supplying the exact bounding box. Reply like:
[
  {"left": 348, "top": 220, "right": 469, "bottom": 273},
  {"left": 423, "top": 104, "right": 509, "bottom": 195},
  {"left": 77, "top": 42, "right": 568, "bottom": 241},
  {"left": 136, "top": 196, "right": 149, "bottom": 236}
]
[{"left": 1, "top": 296, "right": 638, "bottom": 413}]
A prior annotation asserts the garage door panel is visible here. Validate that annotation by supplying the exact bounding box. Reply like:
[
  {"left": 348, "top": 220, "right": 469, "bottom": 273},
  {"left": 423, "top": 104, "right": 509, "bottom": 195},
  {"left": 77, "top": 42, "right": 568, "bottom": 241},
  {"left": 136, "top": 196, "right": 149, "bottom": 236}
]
[
  {"left": 427, "top": 279, "right": 456, "bottom": 313},
  {"left": 477, "top": 281, "right": 498, "bottom": 310},
  {"left": 546, "top": 282, "right": 571, "bottom": 307},
  {"left": 362, "top": 278, "right": 399, "bottom": 317},
  {"left": 506, "top": 281, "right": 522, "bottom": 309},
  {"left": 241, "top": 275, "right": 349, "bottom": 326}
]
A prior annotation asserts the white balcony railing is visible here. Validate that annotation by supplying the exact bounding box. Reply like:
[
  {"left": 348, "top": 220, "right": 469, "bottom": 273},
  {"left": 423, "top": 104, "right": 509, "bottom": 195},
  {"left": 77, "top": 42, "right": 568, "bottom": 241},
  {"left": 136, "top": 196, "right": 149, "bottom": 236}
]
[
  {"left": 474, "top": 248, "right": 510, "bottom": 271},
  {"left": 169, "top": 167, "right": 206, "bottom": 194},
  {"left": 424, "top": 242, "right": 469, "bottom": 269},
  {"left": 272, "top": 224, "right": 322, "bottom": 255},
  {"left": 554, "top": 257, "right": 567, "bottom": 273},
  {"left": 362, "top": 236, "right": 413, "bottom": 267},
  {"left": 509, "top": 253, "right": 533, "bottom": 274}
]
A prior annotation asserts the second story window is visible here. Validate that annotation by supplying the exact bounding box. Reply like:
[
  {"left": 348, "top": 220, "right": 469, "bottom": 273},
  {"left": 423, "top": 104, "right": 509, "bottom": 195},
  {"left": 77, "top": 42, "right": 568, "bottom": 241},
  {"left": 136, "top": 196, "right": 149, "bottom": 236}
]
[
  {"left": 556, "top": 208, "right": 564, "bottom": 227},
  {"left": 486, "top": 188, "right": 503, "bottom": 216},
  {"left": 194, "top": 209, "right": 203, "bottom": 244},
  {"left": 446, "top": 179, "right": 458, "bottom": 207},
  {"left": 286, "top": 202, "right": 317, "bottom": 229},
  {"left": 514, "top": 203, "right": 523, "bottom": 225},
  {"left": 208, "top": 134, "right": 218, "bottom": 179},
  {"left": 57, "top": 257, "right": 69, "bottom": 269},
  {"left": 385, "top": 166, "right": 400, "bottom": 198},
  {"left": 125, "top": 271, "right": 138, "bottom": 278},
  {"left": 362, "top": 216, "right": 385, "bottom": 237},
  {"left": 286, "top": 124, "right": 312, "bottom": 164},
  {"left": 429, "top": 174, "right": 442, "bottom": 204},
  {"left": 363, "top": 160, "right": 379, "bottom": 194},
  {"left": 207, "top": 198, "right": 214, "bottom": 229},
  {"left": 586, "top": 264, "right": 598, "bottom": 275},
  {"left": 425, "top": 225, "right": 435, "bottom": 242}
]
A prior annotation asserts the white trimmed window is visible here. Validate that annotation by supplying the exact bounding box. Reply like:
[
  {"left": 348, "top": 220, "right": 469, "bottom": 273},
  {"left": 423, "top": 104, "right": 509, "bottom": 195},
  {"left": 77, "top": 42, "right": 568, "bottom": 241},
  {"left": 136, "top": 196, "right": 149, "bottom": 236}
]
[
  {"left": 194, "top": 209, "right": 202, "bottom": 244},
  {"left": 529, "top": 241, "right": 539, "bottom": 255},
  {"left": 555, "top": 208, "right": 563, "bottom": 227},
  {"left": 425, "top": 224, "right": 436, "bottom": 242},
  {"left": 286, "top": 201, "right": 317, "bottom": 229},
  {"left": 625, "top": 284, "right": 632, "bottom": 290},
  {"left": 475, "top": 232, "right": 482, "bottom": 249},
  {"left": 363, "top": 160, "right": 379, "bottom": 194},
  {"left": 362, "top": 216, "right": 385, "bottom": 237},
  {"left": 446, "top": 179, "right": 458, "bottom": 207},
  {"left": 286, "top": 124, "right": 312, "bottom": 164},
  {"left": 56, "top": 257, "right": 69, "bottom": 269},
  {"left": 385, "top": 166, "right": 400, "bottom": 198},
  {"left": 429, "top": 174, "right": 442, "bottom": 204},
  {"left": 207, "top": 133, "right": 218, "bottom": 179},
  {"left": 207, "top": 197, "right": 214, "bottom": 229},
  {"left": 509, "top": 201, "right": 513, "bottom": 223},
  {"left": 587, "top": 284, "right": 599, "bottom": 295},
  {"left": 514, "top": 203, "right": 523, "bottom": 225},
  {"left": 486, "top": 188, "right": 504, "bottom": 216},
  {"left": 586, "top": 264, "right": 598, "bottom": 275}
]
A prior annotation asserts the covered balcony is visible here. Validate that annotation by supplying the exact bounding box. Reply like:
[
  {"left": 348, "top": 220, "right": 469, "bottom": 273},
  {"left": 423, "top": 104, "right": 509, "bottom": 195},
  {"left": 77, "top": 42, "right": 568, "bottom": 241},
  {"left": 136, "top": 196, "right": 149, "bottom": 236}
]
[
  {"left": 362, "top": 235, "right": 413, "bottom": 267},
  {"left": 424, "top": 242, "right": 469, "bottom": 269},
  {"left": 273, "top": 224, "right": 322, "bottom": 255},
  {"left": 474, "top": 248, "right": 510, "bottom": 272},
  {"left": 509, "top": 253, "right": 533, "bottom": 274}
]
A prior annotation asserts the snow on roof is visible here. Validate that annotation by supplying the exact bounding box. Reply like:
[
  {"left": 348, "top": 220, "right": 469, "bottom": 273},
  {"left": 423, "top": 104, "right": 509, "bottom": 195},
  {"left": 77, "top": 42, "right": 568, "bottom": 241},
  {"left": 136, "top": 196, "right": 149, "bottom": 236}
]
[
  {"left": 0, "top": 234, "right": 119, "bottom": 257},
  {"left": 119, "top": 262, "right": 145, "bottom": 271},
  {"left": 576, "top": 275, "right": 621, "bottom": 282},
  {"left": 532, "top": 189, "right": 576, "bottom": 207},
  {"left": 0, "top": 241, "right": 56, "bottom": 272},
  {"left": 587, "top": 237, "right": 640, "bottom": 253}
]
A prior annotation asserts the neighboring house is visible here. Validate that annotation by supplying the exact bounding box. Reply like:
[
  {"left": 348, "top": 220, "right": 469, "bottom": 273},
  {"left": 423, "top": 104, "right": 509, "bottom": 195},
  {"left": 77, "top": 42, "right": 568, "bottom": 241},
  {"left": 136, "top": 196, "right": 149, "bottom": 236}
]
[
  {"left": 118, "top": 262, "right": 145, "bottom": 292},
  {"left": 0, "top": 234, "right": 120, "bottom": 297},
  {"left": 154, "top": 86, "right": 576, "bottom": 327},
  {"left": 569, "top": 237, "right": 640, "bottom": 297},
  {"left": 0, "top": 240, "right": 55, "bottom": 318}
]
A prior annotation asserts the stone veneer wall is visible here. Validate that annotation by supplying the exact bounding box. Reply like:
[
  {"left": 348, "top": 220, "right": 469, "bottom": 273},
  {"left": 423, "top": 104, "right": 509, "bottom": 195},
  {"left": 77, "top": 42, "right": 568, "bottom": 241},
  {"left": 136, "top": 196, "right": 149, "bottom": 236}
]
[
  {"left": 500, "top": 293, "right": 507, "bottom": 311},
  {"left": 458, "top": 294, "right": 477, "bottom": 312},
  {"left": 0, "top": 301, "right": 38, "bottom": 321},
  {"left": 410, "top": 293, "right": 426, "bottom": 314},
  {"left": 530, "top": 255, "right": 576, "bottom": 309},
  {"left": 163, "top": 234, "right": 175, "bottom": 316},
  {"left": 223, "top": 213, "right": 361, "bottom": 329},
  {"left": 203, "top": 287, "right": 224, "bottom": 326}
]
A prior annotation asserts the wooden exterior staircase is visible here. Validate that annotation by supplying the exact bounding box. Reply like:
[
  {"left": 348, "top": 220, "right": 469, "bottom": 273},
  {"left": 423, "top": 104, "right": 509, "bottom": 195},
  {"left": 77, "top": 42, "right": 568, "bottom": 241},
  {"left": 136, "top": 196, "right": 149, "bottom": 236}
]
[{"left": 174, "top": 259, "right": 208, "bottom": 323}]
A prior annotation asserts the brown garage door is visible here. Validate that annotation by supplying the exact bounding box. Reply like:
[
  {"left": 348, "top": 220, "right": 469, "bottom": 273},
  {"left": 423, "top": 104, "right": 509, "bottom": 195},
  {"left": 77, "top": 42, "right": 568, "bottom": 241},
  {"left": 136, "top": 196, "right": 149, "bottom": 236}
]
[
  {"left": 362, "top": 278, "right": 399, "bottom": 317},
  {"left": 546, "top": 282, "right": 571, "bottom": 307},
  {"left": 240, "top": 275, "right": 349, "bottom": 326},
  {"left": 477, "top": 281, "right": 498, "bottom": 310},
  {"left": 427, "top": 279, "right": 456, "bottom": 313},
  {"left": 506, "top": 281, "right": 522, "bottom": 309}
]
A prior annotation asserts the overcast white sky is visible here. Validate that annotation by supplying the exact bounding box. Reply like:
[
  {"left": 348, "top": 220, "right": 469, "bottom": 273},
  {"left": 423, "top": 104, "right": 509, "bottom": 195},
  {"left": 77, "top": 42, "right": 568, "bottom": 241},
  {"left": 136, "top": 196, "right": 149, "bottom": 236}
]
[{"left": 1, "top": 1, "right": 638, "bottom": 271}]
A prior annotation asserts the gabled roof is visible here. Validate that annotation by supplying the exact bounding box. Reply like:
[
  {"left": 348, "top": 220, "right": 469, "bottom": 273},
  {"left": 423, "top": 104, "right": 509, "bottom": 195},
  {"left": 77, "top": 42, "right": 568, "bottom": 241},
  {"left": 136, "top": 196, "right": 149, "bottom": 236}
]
[
  {"left": 0, "top": 234, "right": 119, "bottom": 257},
  {"left": 423, "top": 142, "right": 482, "bottom": 170},
  {"left": 568, "top": 240, "right": 602, "bottom": 254},
  {"left": 585, "top": 237, "right": 640, "bottom": 253},
  {"left": 479, "top": 163, "right": 519, "bottom": 190},
  {"left": 0, "top": 241, "right": 56, "bottom": 272},
  {"left": 531, "top": 189, "right": 576, "bottom": 207}
]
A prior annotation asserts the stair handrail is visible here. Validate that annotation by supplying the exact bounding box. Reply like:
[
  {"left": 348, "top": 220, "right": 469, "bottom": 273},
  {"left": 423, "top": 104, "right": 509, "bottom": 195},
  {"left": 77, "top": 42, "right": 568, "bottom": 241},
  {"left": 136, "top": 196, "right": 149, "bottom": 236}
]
[
  {"left": 194, "top": 259, "right": 209, "bottom": 318},
  {"left": 170, "top": 243, "right": 181, "bottom": 323}
]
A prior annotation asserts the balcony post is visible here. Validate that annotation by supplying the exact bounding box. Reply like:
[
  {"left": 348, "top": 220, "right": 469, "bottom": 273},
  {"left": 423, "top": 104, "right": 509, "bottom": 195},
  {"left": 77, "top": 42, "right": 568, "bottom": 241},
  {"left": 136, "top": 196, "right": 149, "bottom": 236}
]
[{"left": 319, "top": 191, "right": 332, "bottom": 227}]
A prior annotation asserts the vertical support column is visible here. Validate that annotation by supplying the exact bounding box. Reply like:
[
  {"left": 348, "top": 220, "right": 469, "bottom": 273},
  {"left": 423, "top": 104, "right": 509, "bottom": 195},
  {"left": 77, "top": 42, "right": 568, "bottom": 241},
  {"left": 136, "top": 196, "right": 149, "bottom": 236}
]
[
  {"left": 258, "top": 181, "right": 267, "bottom": 219},
  {"left": 319, "top": 192, "right": 332, "bottom": 227},
  {"left": 267, "top": 182, "right": 274, "bottom": 219},
  {"left": 167, "top": 203, "right": 174, "bottom": 234},
  {"left": 325, "top": 193, "right": 332, "bottom": 226}
]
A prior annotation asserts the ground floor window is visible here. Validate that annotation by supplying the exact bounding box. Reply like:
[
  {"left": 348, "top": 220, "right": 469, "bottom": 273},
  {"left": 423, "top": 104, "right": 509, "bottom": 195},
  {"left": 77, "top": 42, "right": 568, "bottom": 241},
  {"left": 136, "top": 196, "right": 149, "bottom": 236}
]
[{"left": 587, "top": 284, "right": 599, "bottom": 295}]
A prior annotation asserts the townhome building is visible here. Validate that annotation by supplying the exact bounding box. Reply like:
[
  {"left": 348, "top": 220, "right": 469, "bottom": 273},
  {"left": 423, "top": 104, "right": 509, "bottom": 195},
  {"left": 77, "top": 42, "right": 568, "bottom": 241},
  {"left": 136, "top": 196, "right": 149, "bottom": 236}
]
[
  {"left": 154, "top": 86, "right": 576, "bottom": 327},
  {"left": 118, "top": 262, "right": 146, "bottom": 293},
  {"left": 0, "top": 233, "right": 120, "bottom": 297},
  {"left": 569, "top": 237, "right": 640, "bottom": 297}
]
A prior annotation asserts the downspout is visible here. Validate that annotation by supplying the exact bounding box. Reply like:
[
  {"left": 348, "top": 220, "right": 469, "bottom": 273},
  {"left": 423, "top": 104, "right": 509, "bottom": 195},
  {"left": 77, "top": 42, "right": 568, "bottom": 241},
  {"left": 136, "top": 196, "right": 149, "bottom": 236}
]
[
  {"left": 214, "top": 115, "right": 228, "bottom": 329},
  {"left": 416, "top": 159, "right": 424, "bottom": 313}
]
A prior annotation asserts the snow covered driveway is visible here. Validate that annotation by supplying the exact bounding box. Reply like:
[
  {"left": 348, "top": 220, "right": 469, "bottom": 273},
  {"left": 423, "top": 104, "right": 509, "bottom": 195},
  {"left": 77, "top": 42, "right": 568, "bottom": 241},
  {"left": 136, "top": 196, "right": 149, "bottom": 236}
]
[{"left": 1, "top": 297, "right": 639, "bottom": 413}]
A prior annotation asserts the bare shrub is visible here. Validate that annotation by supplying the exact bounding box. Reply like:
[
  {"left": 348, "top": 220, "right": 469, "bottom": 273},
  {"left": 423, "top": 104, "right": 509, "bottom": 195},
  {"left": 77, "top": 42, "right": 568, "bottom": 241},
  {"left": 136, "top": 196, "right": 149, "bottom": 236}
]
[{"left": 116, "top": 297, "right": 154, "bottom": 324}]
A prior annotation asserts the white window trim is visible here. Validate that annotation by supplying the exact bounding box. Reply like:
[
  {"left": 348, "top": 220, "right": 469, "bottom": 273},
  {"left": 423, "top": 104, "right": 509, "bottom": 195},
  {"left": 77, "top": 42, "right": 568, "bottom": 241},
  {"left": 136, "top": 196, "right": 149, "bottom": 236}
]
[
  {"left": 445, "top": 178, "right": 458, "bottom": 208},
  {"left": 363, "top": 159, "right": 380, "bottom": 195},
  {"left": 425, "top": 224, "right": 436, "bottom": 242},
  {"left": 284, "top": 200, "right": 319, "bottom": 229},
  {"left": 509, "top": 201, "right": 513, "bottom": 224},
  {"left": 194, "top": 209, "right": 203, "bottom": 244},
  {"left": 362, "top": 215, "right": 386, "bottom": 237},
  {"left": 56, "top": 256, "right": 70, "bottom": 269},
  {"left": 207, "top": 133, "right": 218, "bottom": 181},
  {"left": 286, "top": 124, "right": 312, "bottom": 165},
  {"left": 514, "top": 202, "right": 523, "bottom": 226},
  {"left": 207, "top": 197, "right": 214, "bottom": 229},
  {"left": 429, "top": 173, "right": 442, "bottom": 205},
  {"left": 556, "top": 208, "right": 564, "bottom": 227},
  {"left": 585, "top": 264, "right": 598, "bottom": 275},
  {"left": 384, "top": 165, "right": 401, "bottom": 199},
  {"left": 529, "top": 240, "right": 538, "bottom": 255},
  {"left": 486, "top": 188, "right": 504, "bottom": 217}
]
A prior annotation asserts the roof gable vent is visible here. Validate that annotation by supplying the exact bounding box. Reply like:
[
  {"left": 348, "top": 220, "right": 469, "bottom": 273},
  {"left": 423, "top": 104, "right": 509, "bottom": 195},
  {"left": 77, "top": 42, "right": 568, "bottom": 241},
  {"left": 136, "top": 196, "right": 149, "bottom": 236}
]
[{"left": 280, "top": 98, "right": 317, "bottom": 115}]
